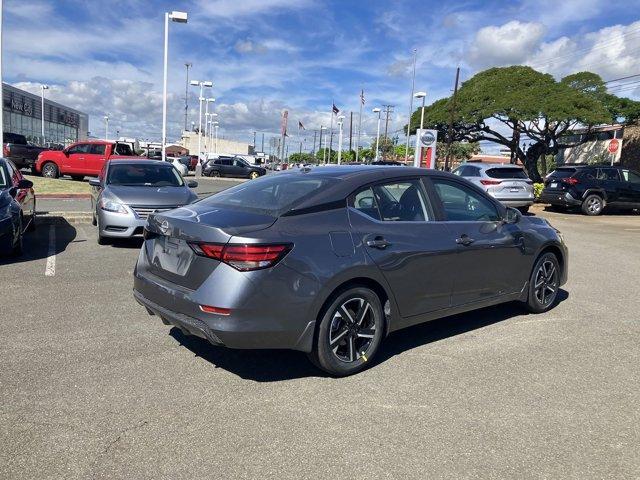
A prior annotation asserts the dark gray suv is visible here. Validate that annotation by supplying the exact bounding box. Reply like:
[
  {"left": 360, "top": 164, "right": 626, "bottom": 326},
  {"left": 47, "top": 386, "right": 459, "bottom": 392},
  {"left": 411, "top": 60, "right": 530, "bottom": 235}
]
[{"left": 133, "top": 166, "right": 568, "bottom": 376}]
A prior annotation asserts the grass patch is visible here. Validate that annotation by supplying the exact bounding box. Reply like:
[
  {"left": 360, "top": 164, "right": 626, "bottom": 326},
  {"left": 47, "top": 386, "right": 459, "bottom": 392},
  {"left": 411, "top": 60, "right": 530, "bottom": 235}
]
[{"left": 25, "top": 174, "right": 91, "bottom": 195}]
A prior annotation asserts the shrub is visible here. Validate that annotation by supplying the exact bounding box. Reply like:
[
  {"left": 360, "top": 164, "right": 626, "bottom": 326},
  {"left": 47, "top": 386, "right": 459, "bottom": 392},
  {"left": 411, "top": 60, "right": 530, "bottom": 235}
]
[{"left": 533, "top": 182, "right": 544, "bottom": 198}]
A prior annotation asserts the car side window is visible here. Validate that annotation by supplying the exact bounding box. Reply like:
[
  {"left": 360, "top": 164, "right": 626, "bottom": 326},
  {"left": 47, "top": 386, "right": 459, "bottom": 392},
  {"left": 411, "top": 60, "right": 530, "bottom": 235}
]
[
  {"left": 91, "top": 144, "right": 106, "bottom": 155},
  {"left": 67, "top": 144, "right": 91, "bottom": 154},
  {"left": 597, "top": 168, "right": 620, "bottom": 181},
  {"left": 431, "top": 178, "right": 501, "bottom": 222},
  {"left": 233, "top": 159, "right": 246, "bottom": 167},
  {"left": 621, "top": 170, "right": 640, "bottom": 184},
  {"left": 352, "top": 187, "right": 381, "bottom": 221},
  {"left": 372, "top": 180, "right": 431, "bottom": 222}
]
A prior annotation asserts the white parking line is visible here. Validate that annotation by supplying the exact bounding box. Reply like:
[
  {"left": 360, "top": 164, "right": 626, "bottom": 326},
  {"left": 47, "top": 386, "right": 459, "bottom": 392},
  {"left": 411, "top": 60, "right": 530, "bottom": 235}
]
[{"left": 45, "top": 225, "right": 56, "bottom": 277}]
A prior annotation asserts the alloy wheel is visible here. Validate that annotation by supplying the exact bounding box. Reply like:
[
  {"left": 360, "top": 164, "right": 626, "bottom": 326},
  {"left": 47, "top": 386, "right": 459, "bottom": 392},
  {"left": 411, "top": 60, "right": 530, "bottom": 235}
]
[
  {"left": 250, "top": 172, "right": 259, "bottom": 180},
  {"left": 586, "top": 197, "right": 602, "bottom": 214},
  {"left": 42, "top": 163, "right": 57, "bottom": 178},
  {"left": 328, "top": 297, "right": 376, "bottom": 363},
  {"left": 533, "top": 259, "right": 558, "bottom": 307}
]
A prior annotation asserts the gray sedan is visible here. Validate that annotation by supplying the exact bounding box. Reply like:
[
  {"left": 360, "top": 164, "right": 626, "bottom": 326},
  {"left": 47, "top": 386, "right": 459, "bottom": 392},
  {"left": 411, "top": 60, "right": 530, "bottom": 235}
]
[
  {"left": 133, "top": 166, "right": 567, "bottom": 376},
  {"left": 90, "top": 159, "right": 198, "bottom": 245}
]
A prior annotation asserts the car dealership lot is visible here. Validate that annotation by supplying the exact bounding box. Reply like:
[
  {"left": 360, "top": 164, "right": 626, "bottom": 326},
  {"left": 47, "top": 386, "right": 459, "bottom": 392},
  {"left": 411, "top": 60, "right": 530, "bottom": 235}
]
[{"left": 1, "top": 209, "right": 639, "bottom": 479}]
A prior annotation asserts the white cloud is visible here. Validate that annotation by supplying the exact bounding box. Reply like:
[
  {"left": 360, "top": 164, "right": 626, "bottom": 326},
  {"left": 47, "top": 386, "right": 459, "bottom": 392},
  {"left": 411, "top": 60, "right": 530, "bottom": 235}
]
[
  {"left": 196, "top": 0, "right": 314, "bottom": 19},
  {"left": 467, "top": 21, "right": 546, "bottom": 69}
]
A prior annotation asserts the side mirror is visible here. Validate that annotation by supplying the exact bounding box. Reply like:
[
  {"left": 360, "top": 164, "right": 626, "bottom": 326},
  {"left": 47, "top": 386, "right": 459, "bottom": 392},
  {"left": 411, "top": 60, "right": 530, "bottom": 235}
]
[
  {"left": 504, "top": 207, "right": 521, "bottom": 224},
  {"left": 187, "top": 180, "right": 198, "bottom": 188},
  {"left": 88, "top": 179, "right": 101, "bottom": 187},
  {"left": 17, "top": 179, "right": 33, "bottom": 189}
]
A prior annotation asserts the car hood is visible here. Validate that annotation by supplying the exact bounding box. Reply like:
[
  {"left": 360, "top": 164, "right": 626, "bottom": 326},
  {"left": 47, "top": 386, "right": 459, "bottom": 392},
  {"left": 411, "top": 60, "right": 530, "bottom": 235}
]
[{"left": 106, "top": 185, "right": 195, "bottom": 207}]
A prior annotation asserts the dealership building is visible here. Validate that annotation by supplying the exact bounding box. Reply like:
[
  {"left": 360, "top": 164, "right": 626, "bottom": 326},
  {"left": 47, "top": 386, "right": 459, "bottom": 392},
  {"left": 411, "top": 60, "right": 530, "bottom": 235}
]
[{"left": 2, "top": 83, "right": 88, "bottom": 146}]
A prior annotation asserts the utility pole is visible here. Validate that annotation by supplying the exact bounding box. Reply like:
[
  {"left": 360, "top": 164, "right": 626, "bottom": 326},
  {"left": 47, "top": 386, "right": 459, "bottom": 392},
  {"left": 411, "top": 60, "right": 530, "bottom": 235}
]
[
  {"left": 445, "top": 67, "right": 460, "bottom": 172},
  {"left": 382, "top": 105, "right": 394, "bottom": 160},
  {"left": 312, "top": 130, "right": 317, "bottom": 155},
  {"left": 318, "top": 127, "right": 323, "bottom": 161},
  {"left": 261, "top": 133, "right": 265, "bottom": 153},
  {"left": 253, "top": 131, "right": 256, "bottom": 148},
  {"left": 184, "top": 62, "right": 191, "bottom": 132}
]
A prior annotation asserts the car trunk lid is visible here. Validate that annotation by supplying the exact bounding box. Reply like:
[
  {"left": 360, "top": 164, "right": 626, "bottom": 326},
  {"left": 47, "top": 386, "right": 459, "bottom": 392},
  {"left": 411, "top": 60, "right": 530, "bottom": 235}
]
[{"left": 143, "top": 204, "right": 277, "bottom": 289}]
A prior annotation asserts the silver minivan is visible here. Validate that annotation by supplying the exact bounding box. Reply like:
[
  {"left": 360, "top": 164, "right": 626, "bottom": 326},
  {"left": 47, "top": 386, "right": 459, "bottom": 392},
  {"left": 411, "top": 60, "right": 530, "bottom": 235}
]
[{"left": 453, "top": 162, "right": 534, "bottom": 212}]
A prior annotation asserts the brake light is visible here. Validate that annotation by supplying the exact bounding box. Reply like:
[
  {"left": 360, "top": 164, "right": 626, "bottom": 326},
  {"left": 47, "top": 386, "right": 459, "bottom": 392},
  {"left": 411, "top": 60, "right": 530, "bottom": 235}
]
[
  {"left": 561, "top": 177, "right": 579, "bottom": 185},
  {"left": 189, "top": 243, "right": 292, "bottom": 271},
  {"left": 480, "top": 179, "right": 502, "bottom": 185}
]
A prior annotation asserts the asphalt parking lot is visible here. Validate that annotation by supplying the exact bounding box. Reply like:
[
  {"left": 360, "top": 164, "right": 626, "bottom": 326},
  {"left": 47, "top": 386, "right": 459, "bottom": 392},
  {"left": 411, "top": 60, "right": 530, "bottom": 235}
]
[{"left": 1, "top": 207, "right": 639, "bottom": 479}]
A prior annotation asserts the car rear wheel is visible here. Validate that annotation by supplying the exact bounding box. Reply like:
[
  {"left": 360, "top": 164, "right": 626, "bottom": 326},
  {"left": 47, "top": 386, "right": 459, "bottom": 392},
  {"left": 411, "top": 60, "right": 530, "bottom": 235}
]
[
  {"left": 11, "top": 216, "right": 24, "bottom": 257},
  {"left": 41, "top": 162, "right": 59, "bottom": 179},
  {"left": 210, "top": 170, "right": 220, "bottom": 177},
  {"left": 249, "top": 171, "right": 259, "bottom": 180},
  {"left": 581, "top": 194, "right": 604, "bottom": 216},
  {"left": 309, "top": 287, "right": 384, "bottom": 376},
  {"left": 525, "top": 252, "right": 560, "bottom": 313}
]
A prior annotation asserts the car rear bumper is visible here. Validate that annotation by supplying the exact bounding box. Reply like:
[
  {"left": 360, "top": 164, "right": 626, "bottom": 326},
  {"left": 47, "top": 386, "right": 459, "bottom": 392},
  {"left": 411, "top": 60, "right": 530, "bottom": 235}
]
[
  {"left": 538, "top": 190, "right": 581, "bottom": 207},
  {"left": 497, "top": 198, "right": 535, "bottom": 207},
  {"left": 132, "top": 247, "right": 318, "bottom": 352}
]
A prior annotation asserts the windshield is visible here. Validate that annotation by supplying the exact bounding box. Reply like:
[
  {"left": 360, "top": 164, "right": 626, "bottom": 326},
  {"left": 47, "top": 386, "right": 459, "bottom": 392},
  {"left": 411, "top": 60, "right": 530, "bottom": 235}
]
[
  {"left": 486, "top": 167, "right": 529, "bottom": 179},
  {"left": 106, "top": 164, "right": 184, "bottom": 187},
  {"left": 548, "top": 168, "right": 576, "bottom": 179},
  {"left": 200, "top": 174, "right": 338, "bottom": 216}
]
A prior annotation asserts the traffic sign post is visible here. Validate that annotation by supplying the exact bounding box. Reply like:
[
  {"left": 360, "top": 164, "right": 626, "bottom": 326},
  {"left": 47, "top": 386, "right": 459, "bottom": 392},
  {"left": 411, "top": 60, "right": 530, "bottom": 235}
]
[{"left": 608, "top": 139, "right": 620, "bottom": 166}]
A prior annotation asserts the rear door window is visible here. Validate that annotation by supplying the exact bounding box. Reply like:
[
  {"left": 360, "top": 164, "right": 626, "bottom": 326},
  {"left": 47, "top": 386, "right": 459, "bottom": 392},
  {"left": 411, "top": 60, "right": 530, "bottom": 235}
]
[
  {"left": 485, "top": 167, "right": 528, "bottom": 179},
  {"left": 353, "top": 187, "right": 380, "bottom": 221},
  {"left": 596, "top": 168, "right": 620, "bottom": 181},
  {"left": 372, "top": 180, "right": 431, "bottom": 222},
  {"left": 91, "top": 144, "right": 106, "bottom": 155},
  {"left": 548, "top": 168, "right": 576, "bottom": 179}
]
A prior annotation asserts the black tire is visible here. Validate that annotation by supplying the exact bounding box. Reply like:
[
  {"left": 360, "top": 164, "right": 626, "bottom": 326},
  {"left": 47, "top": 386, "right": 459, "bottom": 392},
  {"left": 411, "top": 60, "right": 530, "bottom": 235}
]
[
  {"left": 96, "top": 216, "right": 108, "bottom": 245},
  {"left": 249, "top": 171, "right": 260, "bottom": 180},
  {"left": 517, "top": 206, "right": 530, "bottom": 214},
  {"left": 525, "top": 252, "right": 560, "bottom": 313},
  {"left": 308, "top": 286, "right": 385, "bottom": 377},
  {"left": 11, "top": 216, "right": 24, "bottom": 257},
  {"left": 71, "top": 175, "right": 84, "bottom": 181},
  {"left": 41, "top": 162, "right": 59, "bottom": 179},
  {"left": 92, "top": 212, "right": 97, "bottom": 226},
  {"left": 27, "top": 206, "right": 36, "bottom": 233},
  {"left": 581, "top": 194, "right": 604, "bottom": 216},
  {"left": 210, "top": 170, "right": 221, "bottom": 177}
]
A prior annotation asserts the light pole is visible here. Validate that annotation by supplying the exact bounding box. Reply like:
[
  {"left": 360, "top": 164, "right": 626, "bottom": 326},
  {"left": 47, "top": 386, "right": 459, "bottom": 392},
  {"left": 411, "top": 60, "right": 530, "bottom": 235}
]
[
  {"left": 104, "top": 114, "right": 110, "bottom": 140},
  {"left": 414, "top": 91, "right": 427, "bottom": 168},
  {"left": 337, "top": 115, "right": 345, "bottom": 164},
  {"left": 162, "top": 10, "right": 188, "bottom": 162},
  {"left": 209, "top": 113, "right": 218, "bottom": 152},
  {"left": 320, "top": 126, "right": 327, "bottom": 163},
  {"left": 190, "top": 80, "right": 213, "bottom": 163},
  {"left": 372, "top": 107, "right": 381, "bottom": 161},
  {"left": 40, "top": 85, "right": 49, "bottom": 144},
  {"left": 183, "top": 62, "right": 191, "bottom": 132},
  {"left": 213, "top": 122, "right": 219, "bottom": 153}
]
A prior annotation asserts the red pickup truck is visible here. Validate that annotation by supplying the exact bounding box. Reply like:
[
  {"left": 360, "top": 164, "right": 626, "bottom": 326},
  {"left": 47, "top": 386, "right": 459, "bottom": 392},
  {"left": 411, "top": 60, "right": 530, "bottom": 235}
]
[{"left": 35, "top": 140, "right": 136, "bottom": 180}]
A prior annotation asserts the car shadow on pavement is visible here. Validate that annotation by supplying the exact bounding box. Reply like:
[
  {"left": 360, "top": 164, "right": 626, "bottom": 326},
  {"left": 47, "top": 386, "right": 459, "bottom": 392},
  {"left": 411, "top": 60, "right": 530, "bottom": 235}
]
[
  {"left": 0, "top": 217, "right": 77, "bottom": 266},
  {"left": 169, "top": 290, "right": 568, "bottom": 382},
  {"left": 169, "top": 328, "right": 325, "bottom": 381}
]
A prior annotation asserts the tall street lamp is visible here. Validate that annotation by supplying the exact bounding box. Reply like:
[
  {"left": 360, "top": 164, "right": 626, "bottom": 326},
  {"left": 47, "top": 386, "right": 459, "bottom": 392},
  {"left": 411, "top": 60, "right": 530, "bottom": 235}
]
[
  {"left": 320, "top": 126, "right": 328, "bottom": 163},
  {"left": 162, "top": 10, "right": 188, "bottom": 162},
  {"left": 337, "top": 115, "right": 345, "bottom": 165},
  {"left": 183, "top": 62, "right": 192, "bottom": 132},
  {"left": 104, "top": 114, "right": 110, "bottom": 140},
  {"left": 204, "top": 97, "right": 215, "bottom": 152},
  {"left": 209, "top": 113, "right": 218, "bottom": 151},
  {"left": 40, "top": 85, "right": 49, "bottom": 144},
  {"left": 190, "top": 80, "right": 213, "bottom": 163},
  {"left": 414, "top": 91, "right": 427, "bottom": 167},
  {"left": 213, "top": 123, "right": 219, "bottom": 153},
  {"left": 372, "top": 107, "right": 381, "bottom": 161}
]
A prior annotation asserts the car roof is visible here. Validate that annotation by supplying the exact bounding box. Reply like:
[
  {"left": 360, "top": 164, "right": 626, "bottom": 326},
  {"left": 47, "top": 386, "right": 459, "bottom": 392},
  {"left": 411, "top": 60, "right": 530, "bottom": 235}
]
[
  {"left": 463, "top": 162, "right": 523, "bottom": 170},
  {"left": 107, "top": 158, "right": 169, "bottom": 166}
]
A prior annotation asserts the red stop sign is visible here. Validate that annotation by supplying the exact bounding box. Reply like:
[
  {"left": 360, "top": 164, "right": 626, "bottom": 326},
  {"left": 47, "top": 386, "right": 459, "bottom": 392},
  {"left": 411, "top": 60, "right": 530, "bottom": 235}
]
[{"left": 608, "top": 139, "right": 620, "bottom": 153}]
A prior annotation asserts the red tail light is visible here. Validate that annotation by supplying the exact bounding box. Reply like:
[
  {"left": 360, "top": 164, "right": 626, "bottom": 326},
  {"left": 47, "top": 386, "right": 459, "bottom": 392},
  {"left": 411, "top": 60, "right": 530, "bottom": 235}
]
[
  {"left": 561, "top": 177, "right": 579, "bottom": 185},
  {"left": 480, "top": 179, "right": 502, "bottom": 186},
  {"left": 199, "top": 305, "right": 231, "bottom": 315},
  {"left": 189, "top": 243, "right": 292, "bottom": 271}
]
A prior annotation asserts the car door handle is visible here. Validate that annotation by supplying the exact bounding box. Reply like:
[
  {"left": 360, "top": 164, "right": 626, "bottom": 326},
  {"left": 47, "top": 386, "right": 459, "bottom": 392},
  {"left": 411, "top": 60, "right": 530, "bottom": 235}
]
[
  {"left": 366, "top": 236, "right": 391, "bottom": 249},
  {"left": 456, "top": 235, "right": 475, "bottom": 246}
]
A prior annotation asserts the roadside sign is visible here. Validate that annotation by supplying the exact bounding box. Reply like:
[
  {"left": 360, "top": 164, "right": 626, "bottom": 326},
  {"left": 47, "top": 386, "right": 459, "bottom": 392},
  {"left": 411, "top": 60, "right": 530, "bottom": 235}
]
[
  {"left": 608, "top": 139, "right": 620, "bottom": 153},
  {"left": 414, "top": 129, "right": 438, "bottom": 168}
]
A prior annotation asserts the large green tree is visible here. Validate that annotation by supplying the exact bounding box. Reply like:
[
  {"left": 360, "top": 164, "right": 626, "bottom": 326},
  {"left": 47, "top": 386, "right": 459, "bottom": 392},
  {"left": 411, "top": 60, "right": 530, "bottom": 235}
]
[{"left": 410, "top": 66, "right": 638, "bottom": 181}]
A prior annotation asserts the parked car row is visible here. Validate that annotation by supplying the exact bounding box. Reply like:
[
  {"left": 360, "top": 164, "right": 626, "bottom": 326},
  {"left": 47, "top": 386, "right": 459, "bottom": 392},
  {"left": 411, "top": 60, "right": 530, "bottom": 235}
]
[
  {"left": 0, "top": 158, "right": 36, "bottom": 256},
  {"left": 203, "top": 156, "right": 266, "bottom": 179}
]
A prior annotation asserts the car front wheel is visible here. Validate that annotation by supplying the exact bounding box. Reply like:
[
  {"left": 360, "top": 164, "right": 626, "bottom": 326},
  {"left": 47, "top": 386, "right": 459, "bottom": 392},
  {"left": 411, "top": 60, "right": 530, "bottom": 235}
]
[
  {"left": 249, "top": 171, "right": 260, "bottom": 180},
  {"left": 525, "top": 252, "right": 560, "bottom": 313},
  {"left": 309, "top": 287, "right": 385, "bottom": 376},
  {"left": 41, "top": 162, "right": 59, "bottom": 179}
]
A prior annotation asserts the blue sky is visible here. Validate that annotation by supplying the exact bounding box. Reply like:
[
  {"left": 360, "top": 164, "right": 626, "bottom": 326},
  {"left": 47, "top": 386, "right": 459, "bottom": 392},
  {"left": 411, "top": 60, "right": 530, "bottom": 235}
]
[{"left": 4, "top": 0, "right": 640, "bottom": 150}]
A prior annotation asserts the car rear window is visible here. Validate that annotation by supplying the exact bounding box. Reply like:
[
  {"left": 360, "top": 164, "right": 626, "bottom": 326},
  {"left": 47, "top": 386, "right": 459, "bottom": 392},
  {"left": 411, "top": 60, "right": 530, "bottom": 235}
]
[
  {"left": 485, "top": 167, "right": 528, "bottom": 179},
  {"left": 548, "top": 168, "right": 576, "bottom": 179},
  {"left": 200, "top": 175, "right": 338, "bottom": 216}
]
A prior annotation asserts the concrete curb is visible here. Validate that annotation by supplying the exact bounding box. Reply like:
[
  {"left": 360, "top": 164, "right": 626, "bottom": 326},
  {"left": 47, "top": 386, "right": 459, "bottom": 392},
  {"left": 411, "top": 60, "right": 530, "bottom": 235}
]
[
  {"left": 38, "top": 193, "right": 91, "bottom": 199},
  {"left": 38, "top": 212, "right": 93, "bottom": 225}
]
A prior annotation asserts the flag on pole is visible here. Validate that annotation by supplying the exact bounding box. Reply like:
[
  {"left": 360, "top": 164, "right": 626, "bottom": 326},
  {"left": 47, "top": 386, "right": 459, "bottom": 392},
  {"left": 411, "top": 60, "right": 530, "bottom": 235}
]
[
  {"left": 360, "top": 89, "right": 365, "bottom": 105},
  {"left": 332, "top": 103, "right": 340, "bottom": 115},
  {"left": 298, "top": 120, "right": 305, "bottom": 130},
  {"left": 281, "top": 110, "right": 289, "bottom": 137}
]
